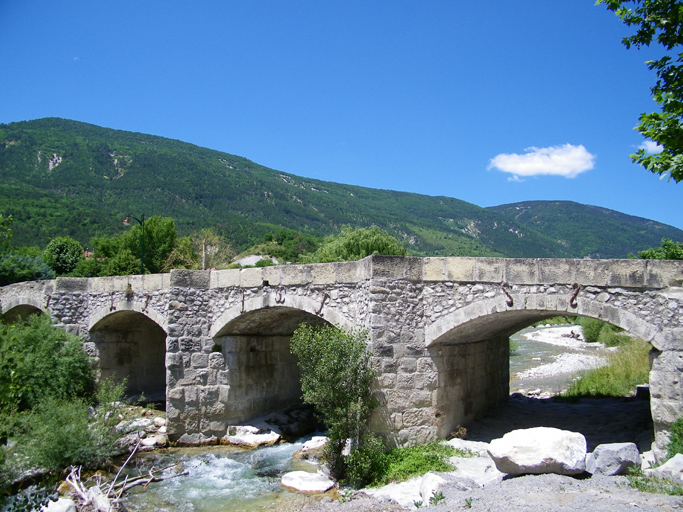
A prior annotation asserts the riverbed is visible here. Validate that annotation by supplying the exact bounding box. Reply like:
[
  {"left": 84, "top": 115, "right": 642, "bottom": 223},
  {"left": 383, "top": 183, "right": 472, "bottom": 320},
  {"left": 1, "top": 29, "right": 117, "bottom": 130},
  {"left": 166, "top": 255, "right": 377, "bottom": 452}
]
[{"left": 122, "top": 324, "right": 613, "bottom": 511}]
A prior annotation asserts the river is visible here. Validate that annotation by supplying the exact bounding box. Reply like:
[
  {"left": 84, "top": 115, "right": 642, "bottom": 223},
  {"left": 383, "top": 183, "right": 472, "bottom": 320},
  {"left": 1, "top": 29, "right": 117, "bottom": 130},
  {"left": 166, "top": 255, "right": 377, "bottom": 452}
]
[{"left": 122, "top": 324, "right": 606, "bottom": 511}]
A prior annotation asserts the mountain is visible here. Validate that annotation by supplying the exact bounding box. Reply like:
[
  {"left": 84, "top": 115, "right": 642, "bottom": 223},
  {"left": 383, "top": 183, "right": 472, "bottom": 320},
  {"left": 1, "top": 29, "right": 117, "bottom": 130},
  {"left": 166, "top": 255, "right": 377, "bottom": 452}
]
[
  {"left": 1, "top": 118, "right": 680, "bottom": 258},
  {"left": 488, "top": 201, "right": 683, "bottom": 259}
]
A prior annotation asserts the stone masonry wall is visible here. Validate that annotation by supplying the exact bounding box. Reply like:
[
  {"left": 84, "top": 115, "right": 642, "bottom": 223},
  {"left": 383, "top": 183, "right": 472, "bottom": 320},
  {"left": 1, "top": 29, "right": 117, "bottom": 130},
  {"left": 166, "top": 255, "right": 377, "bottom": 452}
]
[{"left": 1, "top": 257, "right": 682, "bottom": 456}]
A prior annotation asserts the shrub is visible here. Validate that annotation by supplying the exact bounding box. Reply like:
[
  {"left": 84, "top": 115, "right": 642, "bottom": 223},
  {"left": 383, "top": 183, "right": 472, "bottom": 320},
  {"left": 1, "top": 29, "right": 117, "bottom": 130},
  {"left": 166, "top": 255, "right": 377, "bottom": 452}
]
[
  {"left": 302, "top": 225, "right": 406, "bottom": 263},
  {"left": 0, "top": 314, "right": 95, "bottom": 413},
  {"left": 5, "top": 379, "right": 127, "bottom": 476},
  {"left": 0, "top": 253, "right": 55, "bottom": 286},
  {"left": 378, "top": 442, "right": 458, "bottom": 485},
  {"left": 290, "top": 324, "right": 378, "bottom": 481},
  {"left": 579, "top": 317, "right": 605, "bottom": 343},
  {"left": 346, "top": 433, "right": 388, "bottom": 488}
]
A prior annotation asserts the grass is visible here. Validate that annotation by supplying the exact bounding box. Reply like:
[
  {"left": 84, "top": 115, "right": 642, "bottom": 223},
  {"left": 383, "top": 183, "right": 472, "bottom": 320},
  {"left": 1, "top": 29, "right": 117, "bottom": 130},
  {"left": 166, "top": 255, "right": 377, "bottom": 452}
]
[
  {"left": 561, "top": 338, "right": 650, "bottom": 398},
  {"left": 627, "top": 468, "right": 683, "bottom": 496},
  {"left": 370, "top": 442, "right": 468, "bottom": 486}
]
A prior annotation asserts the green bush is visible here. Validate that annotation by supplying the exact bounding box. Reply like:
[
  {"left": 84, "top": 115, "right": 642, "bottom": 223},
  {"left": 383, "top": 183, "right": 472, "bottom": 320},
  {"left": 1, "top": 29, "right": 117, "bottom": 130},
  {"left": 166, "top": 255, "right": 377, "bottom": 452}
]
[
  {"left": 579, "top": 317, "right": 605, "bottom": 343},
  {"left": 0, "top": 314, "right": 95, "bottom": 413},
  {"left": 4, "top": 379, "right": 127, "bottom": 477},
  {"left": 0, "top": 253, "right": 55, "bottom": 286},
  {"left": 346, "top": 433, "right": 388, "bottom": 488},
  {"left": 302, "top": 225, "right": 406, "bottom": 263},
  {"left": 378, "top": 442, "right": 458, "bottom": 485},
  {"left": 290, "top": 324, "right": 378, "bottom": 482}
]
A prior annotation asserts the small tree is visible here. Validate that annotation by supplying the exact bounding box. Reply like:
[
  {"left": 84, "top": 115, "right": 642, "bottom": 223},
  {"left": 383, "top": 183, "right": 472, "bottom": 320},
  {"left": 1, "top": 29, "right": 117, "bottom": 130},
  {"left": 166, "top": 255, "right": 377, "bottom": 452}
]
[
  {"left": 638, "top": 237, "right": 683, "bottom": 260},
  {"left": 302, "top": 225, "right": 406, "bottom": 263},
  {"left": 290, "top": 324, "right": 379, "bottom": 480},
  {"left": 43, "top": 235, "right": 84, "bottom": 275}
]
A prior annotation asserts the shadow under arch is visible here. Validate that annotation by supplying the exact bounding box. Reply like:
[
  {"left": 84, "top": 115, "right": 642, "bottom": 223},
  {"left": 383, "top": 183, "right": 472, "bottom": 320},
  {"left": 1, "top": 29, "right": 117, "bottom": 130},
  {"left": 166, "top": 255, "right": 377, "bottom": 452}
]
[
  {"left": 211, "top": 305, "right": 332, "bottom": 425},
  {"left": 425, "top": 294, "right": 662, "bottom": 441},
  {"left": 1, "top": 299, "right": 45, "bottom": 324},
  {"left": 89, "top": 307, "right": 167, "bottom": 401}
]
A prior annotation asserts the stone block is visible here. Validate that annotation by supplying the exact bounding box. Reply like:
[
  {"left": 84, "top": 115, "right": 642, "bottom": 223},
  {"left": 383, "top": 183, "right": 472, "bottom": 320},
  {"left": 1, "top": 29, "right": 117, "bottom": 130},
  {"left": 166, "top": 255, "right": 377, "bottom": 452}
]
[
  {"left": 474, "top": 258, "right": 504, "bottom": 283},
  {"left": 651, "top": 350, "right": 683, "bottom": 373},
  {"left": 191, "top": 353, "right": 209, "bottom": 368},
  {"left": 210, "top": 269, "right": 240, "bottom": 288},
  {"left": 166, "top": 352, "right": 182, "bottom": 368},
  {"left": 505, "top": 259, "right": 539, "bottom": 285},
  {"left": 170, "top": 270, "right": 210, "bottom": 289},
  {"left": 606, "top": 260, "right": 647, "bottom": 288},
  {"left": 54, "top": 277, "right": 88, "bottom": 292},
  {"left": 646, "top": 260, "right": 683, "bottom": 288},
  {"left": 423, "top": 258, "right": 445, "bottom": 281},
  {"left": 371, "top": 255, "right": 423, "bottom": 281},
  {"left": 652, "top": 329, "right": 683, "bottom": 351},
  {"left": 586, "top": 442, "right": 641, "bottom": 476},
  {"left": 445, "top": 257, "right": 476, "bottom": 282},
  {"left": 239, "top": 268, "right": 262, "bottom": 288},
  {"left": 538, "top": 259, "right": 575, "bottom": 285}
]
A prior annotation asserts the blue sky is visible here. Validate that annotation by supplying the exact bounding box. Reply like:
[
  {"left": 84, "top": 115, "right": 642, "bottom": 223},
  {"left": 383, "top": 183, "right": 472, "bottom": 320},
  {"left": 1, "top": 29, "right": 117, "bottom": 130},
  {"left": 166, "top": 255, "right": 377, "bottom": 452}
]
[{"left": 2, "top": 1, "right": 682, "bottom": 231}]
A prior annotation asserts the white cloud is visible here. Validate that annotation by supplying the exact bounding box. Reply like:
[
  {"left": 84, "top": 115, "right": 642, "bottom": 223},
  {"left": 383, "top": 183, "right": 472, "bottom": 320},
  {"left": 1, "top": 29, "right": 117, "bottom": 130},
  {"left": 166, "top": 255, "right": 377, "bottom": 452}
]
[
  {"left": 638, "top": 140, "right": 663, "bottom": 154},
  {"left": 487, "top": 144, "right": 596, "bottom": 180}
]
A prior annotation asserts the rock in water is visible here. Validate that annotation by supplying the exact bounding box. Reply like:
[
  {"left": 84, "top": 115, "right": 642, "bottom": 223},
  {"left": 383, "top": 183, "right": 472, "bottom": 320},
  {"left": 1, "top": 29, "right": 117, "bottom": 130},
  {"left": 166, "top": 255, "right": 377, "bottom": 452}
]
[
  {"left": 586, "top": 442, "right": 641, "bottom": 476},
  {"left": 488, "top": 427, "right": 587, "bottom": 476},
  {"left": 280, "top": 471, "right": 335, "bottom": 493}
]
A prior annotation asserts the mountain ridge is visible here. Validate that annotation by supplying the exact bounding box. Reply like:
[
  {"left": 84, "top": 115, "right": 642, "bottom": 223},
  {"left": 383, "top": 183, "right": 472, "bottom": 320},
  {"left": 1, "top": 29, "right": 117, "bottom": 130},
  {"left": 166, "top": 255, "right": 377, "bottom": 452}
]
[{"left": 1, "top": 117, "right": 681, "bottom": 259}]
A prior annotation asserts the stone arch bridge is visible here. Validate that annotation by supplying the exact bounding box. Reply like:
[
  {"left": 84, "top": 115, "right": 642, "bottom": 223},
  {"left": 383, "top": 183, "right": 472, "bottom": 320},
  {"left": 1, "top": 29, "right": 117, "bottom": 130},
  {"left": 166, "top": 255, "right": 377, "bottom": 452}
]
[{"left": 2, "top": 256, "right": 682, "bottom": 457}]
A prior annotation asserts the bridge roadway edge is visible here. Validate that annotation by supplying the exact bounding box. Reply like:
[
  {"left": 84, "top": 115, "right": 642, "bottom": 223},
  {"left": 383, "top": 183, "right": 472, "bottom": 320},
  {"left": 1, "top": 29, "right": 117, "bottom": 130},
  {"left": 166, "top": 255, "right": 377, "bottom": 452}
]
[{"left": 0, "top": 256, "right": 682, "bottom": 458}]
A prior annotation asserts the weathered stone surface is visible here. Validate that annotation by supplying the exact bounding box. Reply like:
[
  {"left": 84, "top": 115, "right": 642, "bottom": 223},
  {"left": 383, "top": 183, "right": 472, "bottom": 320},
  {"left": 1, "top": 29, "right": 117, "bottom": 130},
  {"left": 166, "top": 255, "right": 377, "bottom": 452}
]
[
  {"left": 646, "top": 453, "right": 683, "bottom": 481},
  {"left": 2, "top": 256, "right": 683, "bottom": 457},
  {"left": 448, "top": 455, "right": 505, "bottom": 487},
  {"left": 280, "top": 471, "right": 335, "bottom": 494},
  {"left": 419, "top": 472, "right": 450, "bottom": 503},
  {"left": 220, "top": 425, "right": 281, "bottom": 448},
  {"left": 293, "top": 436, "right": 329, "bottom": 462},
  {"left": 586, "top": 442, "right": 641, "bottom": 476},
  {"left": 488, "top": 427, "right": 587, "bottom": 476}
]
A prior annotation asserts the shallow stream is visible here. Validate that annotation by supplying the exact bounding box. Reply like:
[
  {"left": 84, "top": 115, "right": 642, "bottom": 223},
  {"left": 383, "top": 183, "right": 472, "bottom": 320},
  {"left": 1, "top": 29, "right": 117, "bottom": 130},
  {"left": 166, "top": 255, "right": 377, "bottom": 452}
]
[
  {"left": 122, "top": 439, "right": 326, "bottom": 512},
  {"left": 123, "top": 325, "right": 604, "bottom": 511}
]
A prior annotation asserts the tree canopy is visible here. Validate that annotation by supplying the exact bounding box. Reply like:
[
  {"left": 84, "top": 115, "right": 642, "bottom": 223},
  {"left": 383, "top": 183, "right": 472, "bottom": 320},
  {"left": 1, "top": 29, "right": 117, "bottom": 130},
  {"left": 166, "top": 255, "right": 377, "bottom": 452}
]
[
  {"left": 43, "top": 235, "right": 83, "bottom": 275},
  {"left": 599, "top": 0, "right": 683, "bottom": 183},
  {"left": 638, "top": 237, "right": 683, "bottom": 258},
  {"left": 302, "top": 225, "right": 407, "bottom": 263}
]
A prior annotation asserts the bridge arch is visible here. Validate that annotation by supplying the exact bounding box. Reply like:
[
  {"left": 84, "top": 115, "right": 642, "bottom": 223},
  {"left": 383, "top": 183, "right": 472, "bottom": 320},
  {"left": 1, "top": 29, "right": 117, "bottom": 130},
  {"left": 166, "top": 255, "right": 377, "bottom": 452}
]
[
  {"left": 425, "top": 293, "right": 663, "bottom": 441},
  {"left": 211, "top": 304, "right": 334, "bottom": 425},
  {"left": 1, "top": 297, "right": 45, "bottom": 324},
  {"left": 209, "top": 294, "right": 352, "bottom": 338},
  {"left": 88, "top": 305, "right": 167, "bottom": 402}
]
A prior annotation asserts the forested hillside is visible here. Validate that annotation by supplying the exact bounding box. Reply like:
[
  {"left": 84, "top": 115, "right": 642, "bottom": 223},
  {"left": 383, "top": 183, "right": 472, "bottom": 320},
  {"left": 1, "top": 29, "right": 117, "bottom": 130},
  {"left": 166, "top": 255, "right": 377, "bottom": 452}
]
[
  {"left": 488, "top": 201, "right": 683, "bottom": 259},
  {"left": 1, "top": 118, "right": 681, "bottom": 258}
]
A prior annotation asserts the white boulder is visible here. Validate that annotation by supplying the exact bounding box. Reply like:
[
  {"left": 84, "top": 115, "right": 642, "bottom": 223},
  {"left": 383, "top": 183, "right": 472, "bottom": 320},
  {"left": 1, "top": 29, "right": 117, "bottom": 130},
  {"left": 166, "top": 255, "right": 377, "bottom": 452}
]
[
  {"left": 646, "top": 453, "right": 683, "bottom": 481},
  {"left": 586, "top": 442, "right": 641, "bottom": 476},
  {"left": 488, "top": 427, "right": 587, "bottom": 476},
  {"left": 221, "top": 425, "right": 281, "bottom": 448},
  {"left": 363, "top": 476, "right": 423, "bottom": 508},
  {"left": 280, "top": 471, "right": 335, "bottom": 493},
  {"left": 41, "top": 498, "right": 77, "bottom": 512},
  {"left": 449, "top": 455, "right": 505, "bottom": 487}
]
